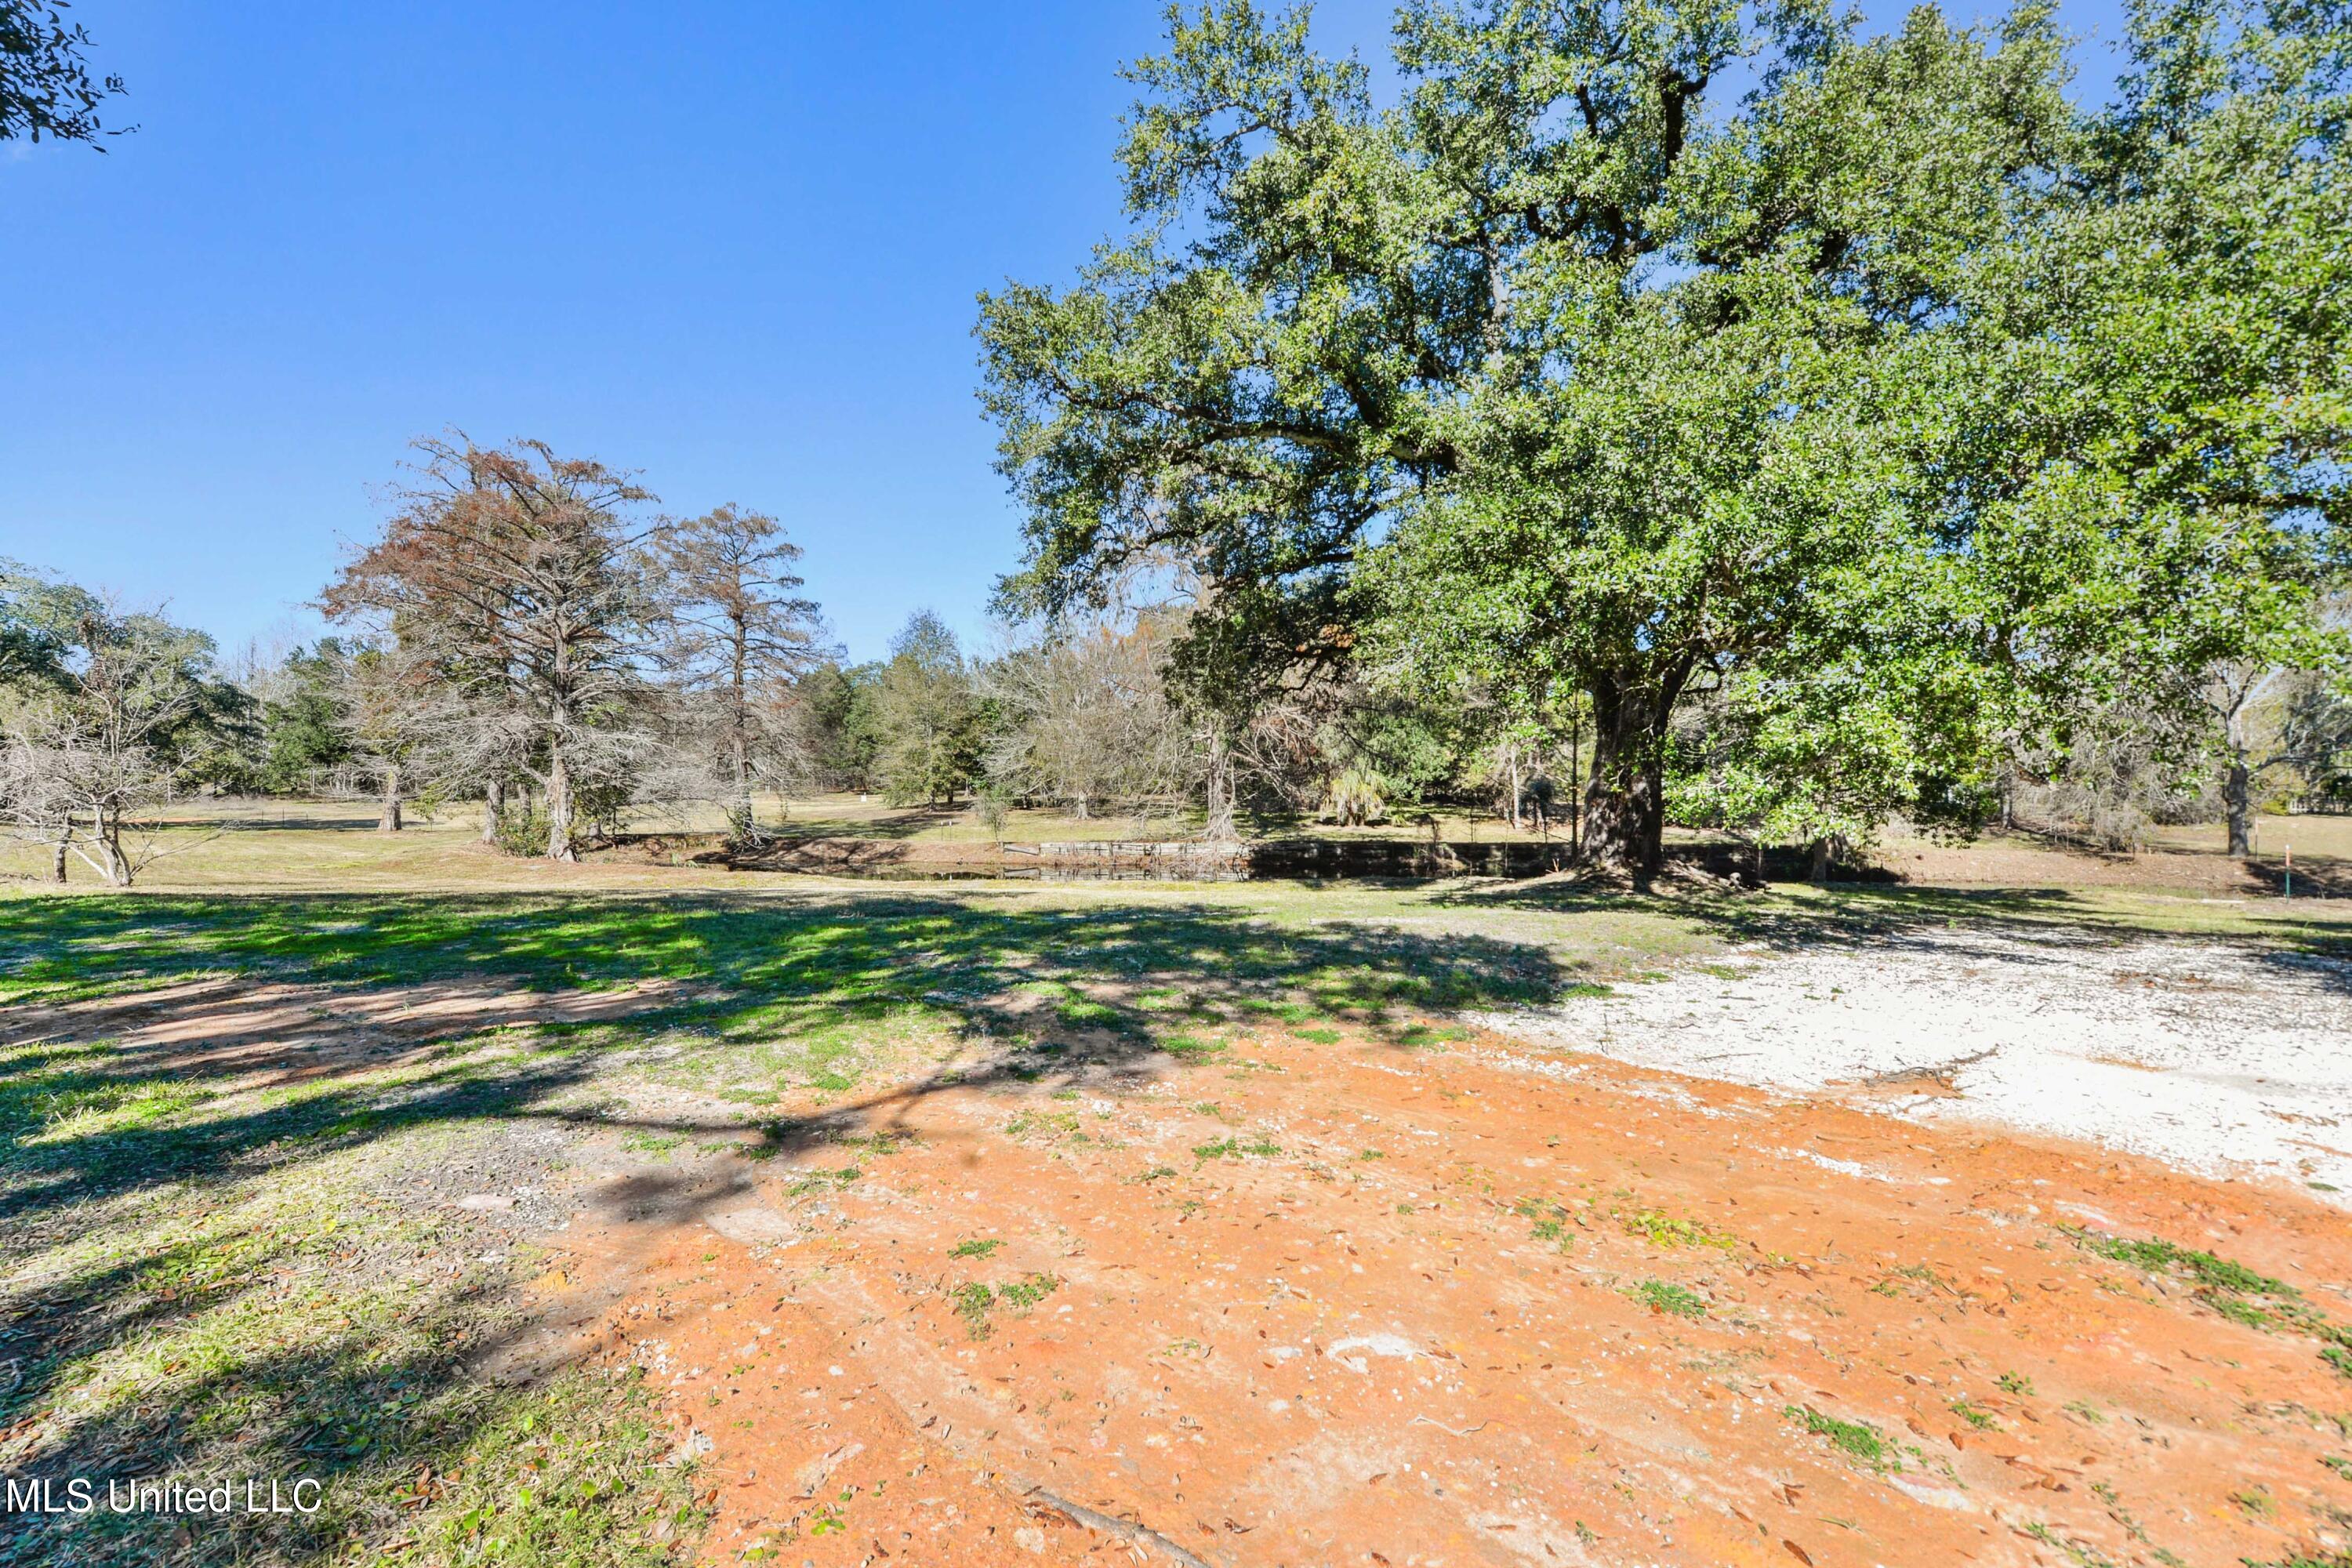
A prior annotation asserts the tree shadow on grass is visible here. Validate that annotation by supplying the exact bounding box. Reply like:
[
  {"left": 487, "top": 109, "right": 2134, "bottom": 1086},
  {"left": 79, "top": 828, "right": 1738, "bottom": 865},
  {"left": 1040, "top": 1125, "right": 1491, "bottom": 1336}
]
[
  {"left": 760, "top": 806, "right": 971, "bottom": 843},
  {"left": 0, "top": 1259, "right": 692, "bottom": 1568},
  {"left": 0, "top": 889, "right": 1573, "bottom": 1221},
  {"left": 0, "top": 887, "right": 1589, "bottom": 1563},
  {"left": 164, "top": 811, "right": 391, "bottom": 833},
  {"left": 1436, "top": 877, "right": 2352, "bottom": 987},
  {"left": 1436, "top": 879, "right": 2093, "bottom": 955}
]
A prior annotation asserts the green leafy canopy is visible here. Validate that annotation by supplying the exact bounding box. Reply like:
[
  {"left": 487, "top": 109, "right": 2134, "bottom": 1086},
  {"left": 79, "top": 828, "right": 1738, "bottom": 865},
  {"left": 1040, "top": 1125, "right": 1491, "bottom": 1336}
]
[{"left": 979, "top": 0, "right": 2350, "bottom": 864}]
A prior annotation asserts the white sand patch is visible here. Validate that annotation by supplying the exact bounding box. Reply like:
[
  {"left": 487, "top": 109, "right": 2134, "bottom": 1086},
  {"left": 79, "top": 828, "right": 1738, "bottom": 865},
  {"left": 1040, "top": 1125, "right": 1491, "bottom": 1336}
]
[{"left": 1477, "top": 927, "right": 2352, "bottom": 1199}]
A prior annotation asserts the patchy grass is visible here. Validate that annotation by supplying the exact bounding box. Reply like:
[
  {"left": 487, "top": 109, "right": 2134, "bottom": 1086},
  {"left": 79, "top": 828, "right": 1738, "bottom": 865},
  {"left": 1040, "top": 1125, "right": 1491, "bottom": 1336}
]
[
  {"left": 1192, "top": 1136, "right": 1280, "bottom": 1164},
  {"left": 2074, "top": 1232, "right": 2295, "bottom": 1298},
  {"left": 2072, "top": 1230, "right": 2352, "bottom": 1382},
  {"left": 1784, "top": 1406, "right": 1896, "bottom": 1471},
  {"left": 1949, "top": 1397, "right": 2001, "bottom": 1432},
  {"left": 0, "top": 1023, "right": 708, "bottom": 1566},
  {"left": 1621, "top": 1207, "right": 1739, "bottom": 1251},
  {"left": 423, "top": 1370, "right": 706, "bottom": 1566},
  {"left": 949, "top": 1273, "right": 1060, "bottom": 1339}
]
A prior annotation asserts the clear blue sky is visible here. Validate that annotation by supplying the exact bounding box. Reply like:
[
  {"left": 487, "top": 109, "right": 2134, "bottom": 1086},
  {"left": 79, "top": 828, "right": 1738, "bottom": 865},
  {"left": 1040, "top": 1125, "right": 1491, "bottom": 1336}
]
[{"left": 1, "top": 1, "right": 2128, "bottom": 664}]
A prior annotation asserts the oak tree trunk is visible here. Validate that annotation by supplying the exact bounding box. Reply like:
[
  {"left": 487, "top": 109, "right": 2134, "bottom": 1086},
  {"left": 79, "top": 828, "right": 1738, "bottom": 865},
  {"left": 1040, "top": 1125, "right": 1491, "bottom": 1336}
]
[
  {"left": 481, "top": 777, "right": 503, "bottom": 844},
  {"left": 1579, "top": 682, "right": 1667, "bottom": 878},
  {"left": 95, "top": 806, "right": 129, "bottom": 886},
  {"left": 2223, "top": 757, "right": 2253, "bottom": 857}
]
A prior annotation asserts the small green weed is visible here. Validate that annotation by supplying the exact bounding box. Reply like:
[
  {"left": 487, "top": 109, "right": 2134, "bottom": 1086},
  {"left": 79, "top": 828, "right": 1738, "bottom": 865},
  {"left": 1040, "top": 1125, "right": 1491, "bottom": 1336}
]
[
  {"left": 1622, "top": 1208, "right": 1737, "bottom": 1251},
  {"left": 1784, "top": 1406, "right": 1895, "bottom": 1471},
  {"left": 1631, "top": 1281, "right": 1707, "bottom": 1319},
  {"left": 1192, "top": 1136, "right": 1278, "bottom": 1163},
  {"left": 786, "top": 1164, "right": 861, "bottom": 1197},
  {"left": 2074, "top": 1232, "right": 2292, "bottom": 1298},
  {"left": 949, "top": 1273, "right": 1058, "bottom": 1338},
  {"left": 950, "top": 1283, "right": 996, "bottom": 1338},
  {"left": 2020, "top": 1522, "right": 2119, "bottom": 1568},
  {"left": 2073, "top": 1230, "right": 2352, "bottom": 1384},
  {"left": 1005, "top": 1110, "right": 1081, "bottom": 1142},
  {"left": 1160, "top": 1033, "right": 1225, "bottom": 1060},
  {"left": 998, "top": 1272, "right": 1060, "bottom": 1312},
  {"left": 619, "top": 1132, "right": 681, "bottom": 1159},
  {"left": 949, "top": 1238, "right": 1002, "bottom": 1259}
]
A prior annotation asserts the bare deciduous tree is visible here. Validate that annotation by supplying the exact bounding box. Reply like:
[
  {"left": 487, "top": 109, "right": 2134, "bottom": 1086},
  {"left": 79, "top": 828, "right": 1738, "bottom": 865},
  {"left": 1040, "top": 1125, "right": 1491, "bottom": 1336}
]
[
  {"left": 2205, "top": 659, "right": 2352, "bottom": 855},
  {"left": 649, "top": 505, "right": 829, "bottom": 841},
  {"left": 984, "top": 613, "right": 1191, "bottom": 820},
  {"left": 333, "top": 640, "right": 439, "bottom": 833},
  {"left": 0, "top": 598, "right": 216, "bottom": 885},
  {"left": 325, "top": 437, "right": 665, "bottom": 861}
]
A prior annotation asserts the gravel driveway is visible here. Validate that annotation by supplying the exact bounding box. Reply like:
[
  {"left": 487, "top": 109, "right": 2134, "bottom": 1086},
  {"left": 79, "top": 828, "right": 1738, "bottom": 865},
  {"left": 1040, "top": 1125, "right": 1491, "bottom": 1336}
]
[{"left": 1479, "top": 924, "right": 2352, "bottom": 1199}]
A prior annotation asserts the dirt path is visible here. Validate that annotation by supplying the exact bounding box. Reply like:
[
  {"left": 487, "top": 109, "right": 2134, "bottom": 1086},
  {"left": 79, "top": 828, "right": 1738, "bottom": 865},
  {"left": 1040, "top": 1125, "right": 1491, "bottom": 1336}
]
[
  {"left": 528, "top": 1011, "right": 2352, "bottom": 1567},
  {"left": 1476, "top": 927, "right": 2352, "bottom": 1200}
]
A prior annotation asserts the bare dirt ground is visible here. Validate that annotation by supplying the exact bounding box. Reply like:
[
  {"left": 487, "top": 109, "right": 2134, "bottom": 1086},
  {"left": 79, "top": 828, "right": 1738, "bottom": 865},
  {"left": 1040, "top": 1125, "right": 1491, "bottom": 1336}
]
[
  {"left": 1478, "top": 927, "right": 2352, "bottom": 1201},
  {"left": 495, "top": 1014, "right": 2352, "bottom": 1566},
  {"left": 15, "top": 931, "right": 2352, "bottom": 1566}
]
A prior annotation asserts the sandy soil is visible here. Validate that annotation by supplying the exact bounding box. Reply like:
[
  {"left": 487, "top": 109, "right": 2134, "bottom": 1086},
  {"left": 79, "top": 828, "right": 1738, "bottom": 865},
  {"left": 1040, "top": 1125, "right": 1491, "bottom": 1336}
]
[
  {"left": 510, "top": 1012, "right": 2352, "bottom": 1567},
  {"left": 1478, "top": 927, "right": 2352, "bottom": 1202}
]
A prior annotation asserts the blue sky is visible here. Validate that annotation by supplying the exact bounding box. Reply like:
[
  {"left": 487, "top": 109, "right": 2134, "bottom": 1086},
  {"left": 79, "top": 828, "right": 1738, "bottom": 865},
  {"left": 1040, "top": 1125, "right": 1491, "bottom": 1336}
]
[{"left": 2, "top": 1, "right": 2129, "bottom": 664}]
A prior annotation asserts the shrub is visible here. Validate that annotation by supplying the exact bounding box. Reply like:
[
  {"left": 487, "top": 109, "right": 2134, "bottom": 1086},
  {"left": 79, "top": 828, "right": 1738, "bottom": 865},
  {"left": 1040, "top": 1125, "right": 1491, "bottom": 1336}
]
[{"left": 492, "top": 805, "right": 552, "bottom": 857}]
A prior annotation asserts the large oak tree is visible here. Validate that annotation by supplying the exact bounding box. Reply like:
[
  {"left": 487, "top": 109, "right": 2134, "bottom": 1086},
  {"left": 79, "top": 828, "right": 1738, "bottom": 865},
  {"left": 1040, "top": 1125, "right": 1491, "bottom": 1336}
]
[{"left": 979, "top": 0, "right": 2347, "bottom": 871}]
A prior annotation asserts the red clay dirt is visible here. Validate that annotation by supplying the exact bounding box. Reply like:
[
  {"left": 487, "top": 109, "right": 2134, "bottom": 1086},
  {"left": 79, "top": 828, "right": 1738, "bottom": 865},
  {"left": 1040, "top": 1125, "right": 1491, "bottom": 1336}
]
[{"left": 534, "top": 1022, "right": 2352, "bottom": 1568}]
